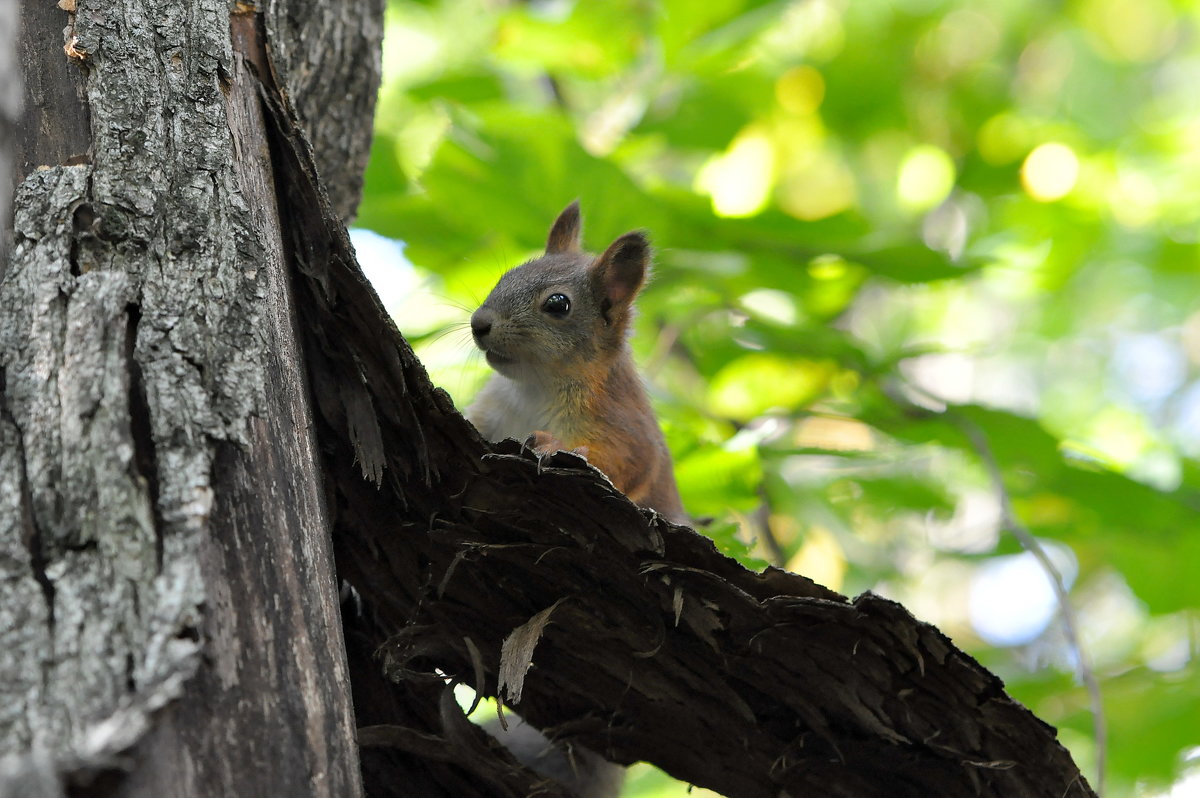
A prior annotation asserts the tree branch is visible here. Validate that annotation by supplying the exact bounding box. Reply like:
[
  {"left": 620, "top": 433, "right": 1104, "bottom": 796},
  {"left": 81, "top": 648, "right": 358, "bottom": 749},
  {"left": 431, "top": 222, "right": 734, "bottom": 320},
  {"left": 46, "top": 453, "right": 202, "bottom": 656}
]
[{"left": 256, "top": 67, "right": 1097, "bottom": 796}]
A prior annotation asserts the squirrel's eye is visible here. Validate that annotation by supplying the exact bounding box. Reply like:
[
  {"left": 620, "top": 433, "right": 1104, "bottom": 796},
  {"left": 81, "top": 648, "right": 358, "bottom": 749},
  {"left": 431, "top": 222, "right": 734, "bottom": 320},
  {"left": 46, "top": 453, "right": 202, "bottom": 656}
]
[{"left": 542, "top": 293, "right": 571, "bottom": 317}]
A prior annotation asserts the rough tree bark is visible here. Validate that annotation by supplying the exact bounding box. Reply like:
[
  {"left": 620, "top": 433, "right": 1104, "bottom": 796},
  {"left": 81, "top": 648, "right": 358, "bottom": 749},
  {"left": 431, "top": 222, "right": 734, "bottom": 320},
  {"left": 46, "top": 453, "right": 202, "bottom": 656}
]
[
  {"left": 1, "top": 2, "right": 1097, "bottom": 798},
  {"left": 1, "top": 1, "right": 378, "bottom": 795}
]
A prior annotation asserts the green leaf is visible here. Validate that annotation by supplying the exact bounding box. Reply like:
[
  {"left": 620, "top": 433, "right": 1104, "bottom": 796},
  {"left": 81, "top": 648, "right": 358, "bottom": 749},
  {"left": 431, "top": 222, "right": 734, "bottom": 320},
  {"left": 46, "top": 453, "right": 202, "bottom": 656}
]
[
  {"left": 707, "top": 355, "right": 837, "bottom": 420},
  {"left": 847, "top": 244, "right": 984, "bottom": 283},
  {"left": 675, "top": 444, "right": 762, "bottom": 517}
]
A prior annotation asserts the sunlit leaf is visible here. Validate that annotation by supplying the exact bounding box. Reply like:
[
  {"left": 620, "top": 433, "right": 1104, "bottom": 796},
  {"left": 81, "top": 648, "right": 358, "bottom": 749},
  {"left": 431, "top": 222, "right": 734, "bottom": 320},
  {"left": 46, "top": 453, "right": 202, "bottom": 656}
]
[{"left": 707, "top": 355, "right": 836, "bottom": 420}]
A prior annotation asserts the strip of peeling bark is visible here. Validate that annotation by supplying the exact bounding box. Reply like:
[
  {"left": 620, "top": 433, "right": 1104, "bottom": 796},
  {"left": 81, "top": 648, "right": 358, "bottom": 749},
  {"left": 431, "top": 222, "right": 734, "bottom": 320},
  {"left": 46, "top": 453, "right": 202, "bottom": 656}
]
[{"left": 254, "top": 23, "right": 1099, "bottom": 798}]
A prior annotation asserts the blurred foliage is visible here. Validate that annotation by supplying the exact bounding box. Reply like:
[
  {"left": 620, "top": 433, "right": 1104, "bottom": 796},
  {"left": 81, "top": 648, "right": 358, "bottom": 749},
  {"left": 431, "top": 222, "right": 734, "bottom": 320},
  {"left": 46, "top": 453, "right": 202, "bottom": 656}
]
[{"left": 357, "top": 0, "right": 1200, "bottom": 794}]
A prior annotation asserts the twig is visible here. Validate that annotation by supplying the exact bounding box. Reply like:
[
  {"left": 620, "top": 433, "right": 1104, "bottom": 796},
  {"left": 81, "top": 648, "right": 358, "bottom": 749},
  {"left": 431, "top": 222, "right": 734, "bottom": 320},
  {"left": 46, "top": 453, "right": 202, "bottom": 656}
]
[
  {"left": 753, "top": 493, "right": 786, "bottom": 568},
  {"left": 542, "top": 73, "right": 568, "bottom": 111},
  {"left": 954, "top": 413, "right": 1106, "bottom": 798}
]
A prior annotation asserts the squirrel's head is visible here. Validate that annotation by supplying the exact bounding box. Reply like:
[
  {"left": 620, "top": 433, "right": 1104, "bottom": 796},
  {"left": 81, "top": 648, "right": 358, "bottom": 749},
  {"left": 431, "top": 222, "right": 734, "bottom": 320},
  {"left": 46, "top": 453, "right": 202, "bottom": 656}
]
[{"left": 471, "top": 201, "right": 650, "bottom": 382}]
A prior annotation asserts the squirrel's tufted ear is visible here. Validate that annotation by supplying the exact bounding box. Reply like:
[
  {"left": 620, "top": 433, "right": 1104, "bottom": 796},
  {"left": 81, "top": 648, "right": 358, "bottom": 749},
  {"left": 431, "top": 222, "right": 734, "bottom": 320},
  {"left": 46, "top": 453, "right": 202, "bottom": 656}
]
[
  {"left": 546, "top": 200, "right": 583, "bottom": 253},
  {"left": 592, "top": 231, "right": 650, "bottom": 317}
]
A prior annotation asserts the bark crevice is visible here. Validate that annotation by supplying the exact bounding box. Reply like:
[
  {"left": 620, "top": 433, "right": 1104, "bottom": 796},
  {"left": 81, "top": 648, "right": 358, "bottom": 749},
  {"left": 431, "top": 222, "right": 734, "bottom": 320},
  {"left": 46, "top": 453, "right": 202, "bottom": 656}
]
[
  {"left": 3, "top": 380, "right": 57, "bottom": 635},
  {"left": 122, "top": 304, "right": 163, "bottom": 575}
]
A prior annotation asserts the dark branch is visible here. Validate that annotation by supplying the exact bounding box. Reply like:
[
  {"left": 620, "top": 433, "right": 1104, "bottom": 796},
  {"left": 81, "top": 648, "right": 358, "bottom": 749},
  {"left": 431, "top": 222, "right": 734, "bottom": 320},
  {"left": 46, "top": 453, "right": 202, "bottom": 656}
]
[{"left": 255, "top": 57, "right": 1096, "bottom": 798}]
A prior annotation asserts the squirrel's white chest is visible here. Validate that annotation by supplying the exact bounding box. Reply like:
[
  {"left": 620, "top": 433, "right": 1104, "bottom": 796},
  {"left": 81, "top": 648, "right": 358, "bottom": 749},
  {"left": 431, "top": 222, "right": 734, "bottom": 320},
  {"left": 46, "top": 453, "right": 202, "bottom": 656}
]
[{"left": 467, "top": 376, "right": 567, "bottom": 443}]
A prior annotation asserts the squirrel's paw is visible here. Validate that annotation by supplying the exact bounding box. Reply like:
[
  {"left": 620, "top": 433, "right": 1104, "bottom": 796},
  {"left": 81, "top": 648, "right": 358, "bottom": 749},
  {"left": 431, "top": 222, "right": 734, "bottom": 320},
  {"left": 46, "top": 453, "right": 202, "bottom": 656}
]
[{"left": 525, "top": 430, "right": 589, "bottom": 459}]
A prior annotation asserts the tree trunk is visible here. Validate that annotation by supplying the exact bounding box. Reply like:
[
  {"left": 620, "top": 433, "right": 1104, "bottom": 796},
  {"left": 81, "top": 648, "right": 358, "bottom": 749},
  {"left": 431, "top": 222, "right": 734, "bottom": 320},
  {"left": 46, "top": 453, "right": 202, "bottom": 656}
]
[
  {"left": 2, "top": 2, "right": 1097, "bottom": 798},
  {"left": 1, "top": 1, "right": 378, "bottom": 795}
]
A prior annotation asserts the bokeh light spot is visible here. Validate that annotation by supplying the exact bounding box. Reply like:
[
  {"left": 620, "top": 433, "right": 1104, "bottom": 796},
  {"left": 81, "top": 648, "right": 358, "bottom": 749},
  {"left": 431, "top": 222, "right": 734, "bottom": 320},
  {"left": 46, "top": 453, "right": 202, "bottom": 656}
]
[
  {"left": 740, "top": 289, "right": 799, "bottom": 326},
  {"left": 977, "top": 113, "right": 1032, "bottom": 165},
  {"left": 775, "top": 66, "right": 825, "bottom": 115},
  {"left": 897, "top": 145, "right": 956, "bottom": 212},
  {"left": 969, "top": 548, "right": 1076, "bottom": 646},
  {"left": 696, "top": 131, "right": 775, "bottom": 218},
  {"left": 778, "top": 154, "right": 857, "bottom": 220},
  {"left": 808, "top": 255, "right": 848, "bottom": 280},
  {"left": 1081, "top": 0, "right": 1177, "bottom": 62},
  {"left": 1021, "top": 142, "right": 1079, "bottom": 202}
]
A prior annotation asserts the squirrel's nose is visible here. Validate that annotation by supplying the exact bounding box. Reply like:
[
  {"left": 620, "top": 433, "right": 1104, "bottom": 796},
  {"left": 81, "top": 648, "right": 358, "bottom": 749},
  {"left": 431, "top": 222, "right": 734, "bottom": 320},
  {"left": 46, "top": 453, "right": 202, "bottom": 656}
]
[{"left": 470, "top": 308, "right": 495, "bottom": 343}]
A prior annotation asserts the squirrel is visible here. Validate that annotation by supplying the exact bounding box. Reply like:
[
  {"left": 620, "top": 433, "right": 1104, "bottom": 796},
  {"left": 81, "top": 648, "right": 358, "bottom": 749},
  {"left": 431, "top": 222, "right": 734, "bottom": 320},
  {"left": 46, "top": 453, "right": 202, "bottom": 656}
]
[
  {"left": 467, "top": 202, "right": 686, "bottom": 798},
  {"left": 467, "top": 200, "right": 688, "bottom": 526}
]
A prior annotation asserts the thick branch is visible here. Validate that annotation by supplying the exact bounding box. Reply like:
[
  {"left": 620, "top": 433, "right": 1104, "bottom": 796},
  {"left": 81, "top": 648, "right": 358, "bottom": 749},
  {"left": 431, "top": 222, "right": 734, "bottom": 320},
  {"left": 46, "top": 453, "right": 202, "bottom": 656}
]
[{"left": 258, "top": 51, "right": 1097, "bottom": 798}]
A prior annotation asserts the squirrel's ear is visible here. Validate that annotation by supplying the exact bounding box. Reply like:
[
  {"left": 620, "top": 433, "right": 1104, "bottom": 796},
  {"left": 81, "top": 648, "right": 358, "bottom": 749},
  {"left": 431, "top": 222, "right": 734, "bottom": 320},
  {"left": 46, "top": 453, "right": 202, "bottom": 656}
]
[
  {"left": 546, "top": 200, "right": 583, "bottom": 253},
  {"left": 593, "top": 231, "right": 649, "bottom": 314}
]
